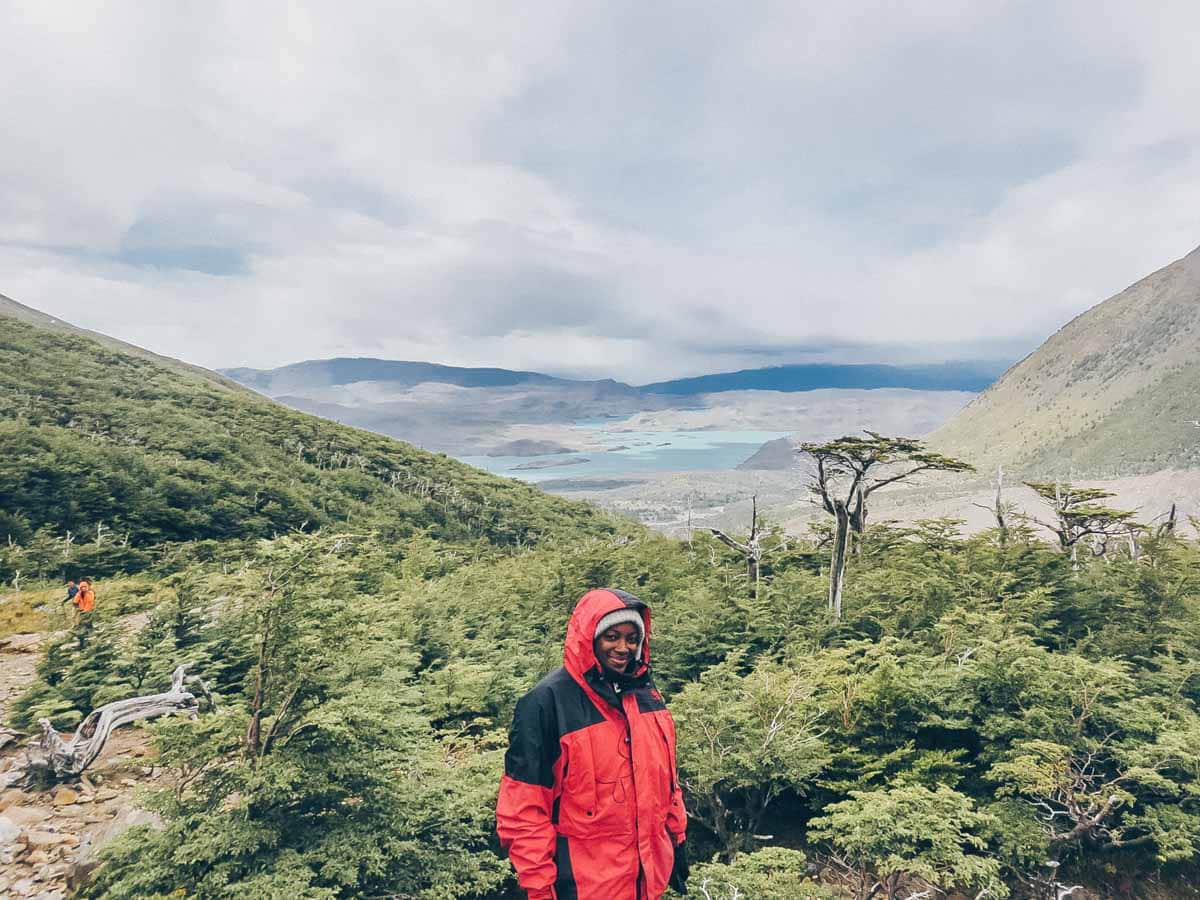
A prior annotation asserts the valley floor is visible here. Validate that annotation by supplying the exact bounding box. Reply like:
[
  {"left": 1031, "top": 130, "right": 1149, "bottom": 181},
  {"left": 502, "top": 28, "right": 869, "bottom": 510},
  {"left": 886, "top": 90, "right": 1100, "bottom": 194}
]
[{"left": 551, "top": 466, "right": 1200, "bottom": 541}]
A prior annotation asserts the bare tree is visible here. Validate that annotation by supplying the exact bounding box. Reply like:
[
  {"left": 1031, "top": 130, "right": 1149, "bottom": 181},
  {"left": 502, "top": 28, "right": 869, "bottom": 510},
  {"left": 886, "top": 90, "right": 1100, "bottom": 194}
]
[
  {"left": 8, "top": 665, "right": 211, "bottom": 784},
  {"left": 709, "top": 496, "right": 786, "bottom": 599},
  {"left": 1155, "top": 503, "right": 1178, "bottom": 539},
  {"left": 972, "top": 466, "right": 1017, "bottom": 545},
  {"left": 796, "top": 432, "right": 973, "bottom": 620}
]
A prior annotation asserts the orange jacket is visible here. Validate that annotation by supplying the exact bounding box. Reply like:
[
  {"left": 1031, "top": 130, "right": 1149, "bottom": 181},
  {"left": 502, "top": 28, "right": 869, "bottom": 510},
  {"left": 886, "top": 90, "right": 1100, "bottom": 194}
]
[
  {"left": 497, "top": 589, "right": 687, "bottom": 899},
  {"left": 75, "top": 582, "right": 95, "bottom": 613}
]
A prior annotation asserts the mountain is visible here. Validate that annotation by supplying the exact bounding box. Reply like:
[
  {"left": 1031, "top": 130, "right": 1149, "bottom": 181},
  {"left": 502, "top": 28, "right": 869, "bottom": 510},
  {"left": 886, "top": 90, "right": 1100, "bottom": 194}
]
[
  {"left": 929, "top": 244, "right": 1200, "bottom": 476},
  {"left": 736, "top": 436, "right": 798, "bottom": 471},
  {"left": 218, "top": 357, "right": 1000, "bottom": 456},
  {"left": 227, "top": 357, "right": 1005, "bottom": 398},
  {"left": 1, "top": 292, "right": 249, "bottom": 392},
  {"left": 641, "top": 361, "right": 1006, "bottom": 395},
  {"left": 221, "top": 358, "right": 640, "bottom": 397},
  {"left": 0, "top": 298, "right": 612, "bottom": 569}
]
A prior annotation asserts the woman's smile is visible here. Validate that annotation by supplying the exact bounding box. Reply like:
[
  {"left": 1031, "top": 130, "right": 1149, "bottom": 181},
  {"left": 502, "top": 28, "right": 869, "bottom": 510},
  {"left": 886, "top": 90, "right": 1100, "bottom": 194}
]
[{"left": 594, "top": 621, "right": 641, "bottom": 674}]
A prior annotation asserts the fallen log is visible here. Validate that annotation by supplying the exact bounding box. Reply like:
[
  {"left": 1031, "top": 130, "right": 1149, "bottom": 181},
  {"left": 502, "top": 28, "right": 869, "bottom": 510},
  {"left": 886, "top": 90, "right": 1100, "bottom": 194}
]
[{"left": 19, "top": 664, "right": 206, "bottom": 782}]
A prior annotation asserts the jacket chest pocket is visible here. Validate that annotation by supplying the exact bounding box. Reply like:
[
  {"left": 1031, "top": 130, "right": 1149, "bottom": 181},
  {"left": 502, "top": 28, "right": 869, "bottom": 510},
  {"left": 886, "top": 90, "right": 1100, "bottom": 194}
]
[
  {"left": 558, "top": 724, "right": 634, "bottom": 837},
  {"left": 556, "top": 736, "right": 599, "bottom": 836}
]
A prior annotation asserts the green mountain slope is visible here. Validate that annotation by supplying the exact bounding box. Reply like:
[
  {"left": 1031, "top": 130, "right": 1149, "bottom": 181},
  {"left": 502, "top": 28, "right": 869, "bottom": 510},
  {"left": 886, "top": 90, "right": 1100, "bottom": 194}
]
[
  {"left": 0, "top": 302, "right": 612, "bottom": 571},
  {"left": 929, "top": 244, "right": 1200, "bottom": 475},
  {"left": 0, "top": 292, "right": 250, "bottom": 392}
]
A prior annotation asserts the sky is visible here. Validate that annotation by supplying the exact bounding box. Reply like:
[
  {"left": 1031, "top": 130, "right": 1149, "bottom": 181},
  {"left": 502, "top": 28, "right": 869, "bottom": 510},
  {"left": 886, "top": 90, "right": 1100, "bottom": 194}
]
[{"left": 1, "top": 1, "right": 1198, "bottom": 383}]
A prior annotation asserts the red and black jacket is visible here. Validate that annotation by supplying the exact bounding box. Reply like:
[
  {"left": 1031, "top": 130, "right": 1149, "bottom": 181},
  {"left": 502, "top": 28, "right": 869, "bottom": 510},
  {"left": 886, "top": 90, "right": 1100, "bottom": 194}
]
[{"left": 497, "top": 589, "right": 687, "bottom": 899}]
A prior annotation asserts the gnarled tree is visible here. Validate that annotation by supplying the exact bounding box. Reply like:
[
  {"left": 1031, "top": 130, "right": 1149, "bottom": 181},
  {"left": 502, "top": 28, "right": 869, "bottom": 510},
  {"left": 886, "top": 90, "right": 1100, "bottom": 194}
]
[
  {"left": 796, "top": 432, "right": 973, "bottom": 620},
  {"left": 1023, "top": 481, "right": 1139, "bottom": 565},
  {"left": 10, "top": 664, "right": 209, "bottom": 784}
]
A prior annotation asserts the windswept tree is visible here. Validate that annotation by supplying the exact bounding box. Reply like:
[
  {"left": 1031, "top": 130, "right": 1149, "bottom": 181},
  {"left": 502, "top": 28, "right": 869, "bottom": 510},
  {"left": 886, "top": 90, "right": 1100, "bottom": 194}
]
[
  {"left": 796, "top": 432, "right": 973, "bottom": 620},
  {"left": 1023, "top": 481, "right": 1139, "bottom": 564}
]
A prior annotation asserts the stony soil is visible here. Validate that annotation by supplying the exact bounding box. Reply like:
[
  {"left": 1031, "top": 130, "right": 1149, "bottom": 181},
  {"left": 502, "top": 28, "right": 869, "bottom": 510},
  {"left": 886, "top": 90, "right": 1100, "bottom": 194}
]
[{"left": 0, "top": 629, "right": 163, "bottom": 898}]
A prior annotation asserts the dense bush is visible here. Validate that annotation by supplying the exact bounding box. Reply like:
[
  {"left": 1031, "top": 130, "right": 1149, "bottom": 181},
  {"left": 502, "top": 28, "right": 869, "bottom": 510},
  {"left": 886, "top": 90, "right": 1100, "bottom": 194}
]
[{"left": 8, "top": 523, "right": 1199, "bottom": 898}]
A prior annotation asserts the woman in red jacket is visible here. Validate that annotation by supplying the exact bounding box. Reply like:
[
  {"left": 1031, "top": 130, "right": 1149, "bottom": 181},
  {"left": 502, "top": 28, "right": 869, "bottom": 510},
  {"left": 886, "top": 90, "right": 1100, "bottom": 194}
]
[{"left": 497, "top": 588, "right": 689, "bottom": 899}]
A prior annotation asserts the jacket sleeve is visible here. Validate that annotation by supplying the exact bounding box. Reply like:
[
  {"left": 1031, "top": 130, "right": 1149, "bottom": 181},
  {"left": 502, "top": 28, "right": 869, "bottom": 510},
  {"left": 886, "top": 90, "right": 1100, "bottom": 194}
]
[{"left": 497, "top": 690, "right": 561, "bottom": 899}]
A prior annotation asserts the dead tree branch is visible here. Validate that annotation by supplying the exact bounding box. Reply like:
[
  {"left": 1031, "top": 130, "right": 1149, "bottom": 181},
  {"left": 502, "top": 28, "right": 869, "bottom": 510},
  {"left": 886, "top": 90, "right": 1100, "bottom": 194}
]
[{"left": 13, "top": 664, "right": 205, "bottom": 783}]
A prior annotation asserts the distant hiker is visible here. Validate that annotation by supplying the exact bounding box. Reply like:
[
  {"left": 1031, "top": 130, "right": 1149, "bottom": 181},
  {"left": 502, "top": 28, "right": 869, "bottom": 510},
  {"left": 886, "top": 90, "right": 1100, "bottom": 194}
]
[
  {"left": 73, "top": 579, "right": 96, "bottom": 635},
  {"left": 64, "top": 580, "right": 78, "bottom": 605},
  {"left": 497, "top": 588, "right": 688, "bottom": 900}
]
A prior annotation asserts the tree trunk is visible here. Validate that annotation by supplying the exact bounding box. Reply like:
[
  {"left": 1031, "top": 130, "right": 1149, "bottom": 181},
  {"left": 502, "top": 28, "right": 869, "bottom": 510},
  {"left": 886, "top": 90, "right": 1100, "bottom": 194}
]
[
  {"left": 995, "top": 466, "right": 1007, "bottom": 545},
  {"left": 829, "top": 499, "right": 850, "bottom": 621},
  {"left": 849, "top": 487, "right": 866, "bottom": 555},
  {"left": 16, "top": 665, "right": 202, "bottom": 783}
]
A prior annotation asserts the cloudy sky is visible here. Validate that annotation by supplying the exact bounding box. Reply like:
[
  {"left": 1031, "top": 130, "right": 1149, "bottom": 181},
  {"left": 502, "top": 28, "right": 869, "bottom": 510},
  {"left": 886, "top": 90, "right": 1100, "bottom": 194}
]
[{"left": 2, "top": 1, "right": 1198, "bottom": 381}]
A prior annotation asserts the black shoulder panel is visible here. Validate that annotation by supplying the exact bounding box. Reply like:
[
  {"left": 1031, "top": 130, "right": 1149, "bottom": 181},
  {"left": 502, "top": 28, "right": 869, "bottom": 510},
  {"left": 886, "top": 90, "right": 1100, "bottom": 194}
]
[
  {"left": 634, "top": 685, "right": 667, "bottom": 714},
  {"left": 544, "top": 667, "right": 607, "bottom": 735},
  {"left": 504, "top": 669, "right": 607, "bottom": 787},
  {"left": 504, "top": 681, "right": 562, "bottom": 788}
]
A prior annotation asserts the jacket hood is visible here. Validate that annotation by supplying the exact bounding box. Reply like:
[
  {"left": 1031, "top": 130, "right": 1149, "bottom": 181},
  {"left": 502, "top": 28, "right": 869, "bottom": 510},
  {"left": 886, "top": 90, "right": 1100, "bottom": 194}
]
[{"left": 563, "top": 588, "right": 651, "bottom": 680}]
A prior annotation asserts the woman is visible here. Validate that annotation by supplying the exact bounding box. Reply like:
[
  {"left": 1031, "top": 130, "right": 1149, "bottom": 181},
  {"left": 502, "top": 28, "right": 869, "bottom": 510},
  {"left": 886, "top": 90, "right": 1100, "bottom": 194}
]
[{"left": 497, "top": 588, "right": 688, "bottom": 899}]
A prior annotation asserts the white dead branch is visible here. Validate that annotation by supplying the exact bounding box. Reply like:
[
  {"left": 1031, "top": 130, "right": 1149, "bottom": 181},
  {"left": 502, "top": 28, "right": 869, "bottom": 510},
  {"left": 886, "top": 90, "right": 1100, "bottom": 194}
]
[{"left": 19, "top": 664, "right": 209, "bottom": 781}]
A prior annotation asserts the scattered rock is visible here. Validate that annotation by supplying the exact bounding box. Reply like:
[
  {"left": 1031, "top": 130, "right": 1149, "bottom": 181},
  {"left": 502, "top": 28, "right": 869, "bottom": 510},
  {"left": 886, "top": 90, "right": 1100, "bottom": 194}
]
[
  {"left": 93, "top": 788, "right": 118, "bottom": 802},
  {"left": 66, "top": 856, "right": 101, "bottom": 892},
  {"left": 67, "top": 805, "right": 160, "bottom": 889},
  {"left": 27, "top": 847, "right": 52, "bottom": 864},
  {"left": 51, "top": 787, "right": 78, "bottom": 807},
  {"left": 0, "top": 813, "right": 20, "bottom": 843},
  {"left": 4, "top": 805, "right": 50, "bottom": 828},
  {"left": 0, "top": 633, "right": 44, "bottom": 652},
  {"left": 0, "top": 787, "right": 25, "bottom": 810},
  {"left": 0, "top": 727, "right": 21, "bottom": 751},
  {"left": 11, "top": 878, "right": 36, "bottom": 896},
  {"left": 25, "top": 830, "right": 73, "bottom": 848}
]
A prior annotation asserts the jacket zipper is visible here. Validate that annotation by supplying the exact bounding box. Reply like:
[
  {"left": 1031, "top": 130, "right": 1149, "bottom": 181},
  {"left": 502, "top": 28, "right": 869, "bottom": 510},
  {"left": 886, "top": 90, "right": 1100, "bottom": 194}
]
[{"left": 622, "top": 692, "right": 646, "bottom": 899}]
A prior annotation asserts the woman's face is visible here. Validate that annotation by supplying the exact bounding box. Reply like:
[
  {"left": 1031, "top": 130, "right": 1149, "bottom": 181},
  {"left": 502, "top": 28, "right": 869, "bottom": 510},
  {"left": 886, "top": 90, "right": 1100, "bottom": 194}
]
[{"left": 594, "top": 622, "right": 640, "bottom": 674}]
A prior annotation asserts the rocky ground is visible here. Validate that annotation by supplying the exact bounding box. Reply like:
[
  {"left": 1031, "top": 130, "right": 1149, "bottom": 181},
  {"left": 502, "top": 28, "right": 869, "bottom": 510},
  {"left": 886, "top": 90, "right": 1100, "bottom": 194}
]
[{"left": 0, "top": 625, "right": 163, "bottom": 897}]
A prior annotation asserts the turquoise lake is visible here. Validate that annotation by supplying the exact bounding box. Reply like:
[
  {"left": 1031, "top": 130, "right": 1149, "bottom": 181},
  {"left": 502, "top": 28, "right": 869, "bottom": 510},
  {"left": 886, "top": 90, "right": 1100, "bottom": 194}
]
[{"left": 458, "top": 422, "right": 790, "bottom": 484}]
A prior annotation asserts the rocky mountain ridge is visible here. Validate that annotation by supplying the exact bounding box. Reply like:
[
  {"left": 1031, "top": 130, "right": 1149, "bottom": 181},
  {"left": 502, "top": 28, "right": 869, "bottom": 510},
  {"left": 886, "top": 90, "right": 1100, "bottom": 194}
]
[{"left": 930, "top": 244, "right": 1200, "bottom": 476}]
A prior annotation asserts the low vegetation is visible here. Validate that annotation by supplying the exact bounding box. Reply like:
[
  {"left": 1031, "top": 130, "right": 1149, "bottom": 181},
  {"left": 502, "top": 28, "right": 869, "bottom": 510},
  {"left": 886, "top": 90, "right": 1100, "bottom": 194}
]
[
  {"left": 6, "top": 521, "right": 1200, "bottom": 898},
  {"left": 6, "top": 313, "right": 1200, "bottom": 897}
]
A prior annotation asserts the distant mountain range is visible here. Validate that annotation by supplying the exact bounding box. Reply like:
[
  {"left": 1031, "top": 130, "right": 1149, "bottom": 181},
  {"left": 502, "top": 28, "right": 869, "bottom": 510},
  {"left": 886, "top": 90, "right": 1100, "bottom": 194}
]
[
  {"left": 222, "top": 358, "right": 628, "bottom": 395},
  {"left": 930, "top": 243, "right": 1200, "bottom": 476},
  {"left": 222, "top": 358, "right": 1008, "bottom": 398},
  {"left": 641, "top": 361, "right": 1007, "bottom": 395}
]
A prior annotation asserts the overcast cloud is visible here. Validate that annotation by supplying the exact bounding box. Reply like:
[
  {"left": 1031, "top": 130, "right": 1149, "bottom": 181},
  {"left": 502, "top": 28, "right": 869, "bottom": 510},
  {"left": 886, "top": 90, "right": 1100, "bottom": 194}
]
[{"left": 2, "top": 0, "right": 1198, "bottom": 381}]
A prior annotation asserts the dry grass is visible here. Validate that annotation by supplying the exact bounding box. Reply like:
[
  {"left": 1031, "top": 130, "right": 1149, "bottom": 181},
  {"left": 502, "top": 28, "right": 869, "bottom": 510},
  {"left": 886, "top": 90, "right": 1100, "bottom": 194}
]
[{"left": 0, "top": 586, "right": 60, "bottom": 638}]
